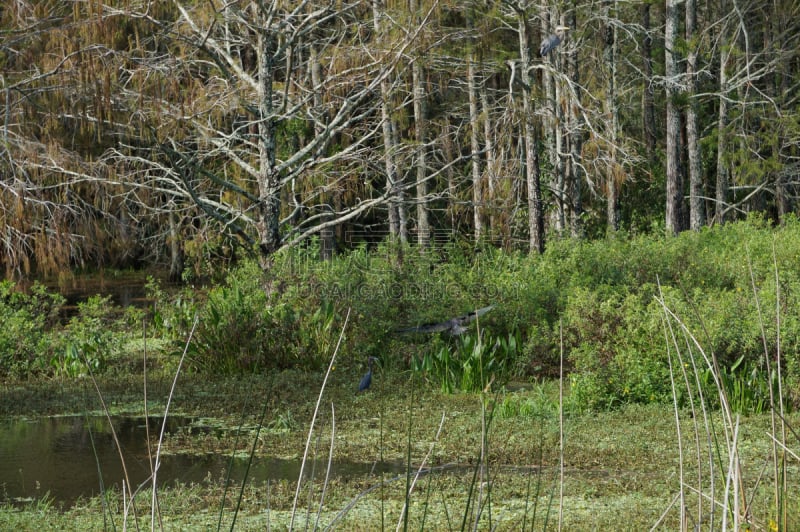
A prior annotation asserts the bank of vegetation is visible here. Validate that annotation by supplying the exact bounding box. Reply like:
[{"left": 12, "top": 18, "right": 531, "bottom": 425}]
[{"left": 1, "top": 218, "right": 798, "bottom": 411}]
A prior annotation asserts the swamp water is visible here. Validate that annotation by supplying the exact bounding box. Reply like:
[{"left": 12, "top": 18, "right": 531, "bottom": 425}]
[
  {"left": 0, "top": 415, "right": 401, "bottom": 507},
  {"left": 2, "top": 275, "right": 404, "bottom": 508}
]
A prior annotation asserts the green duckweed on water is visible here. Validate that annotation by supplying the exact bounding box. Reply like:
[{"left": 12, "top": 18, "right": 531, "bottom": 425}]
[{"left": 1, "top": 372, "right": 798, "bottom": 530}]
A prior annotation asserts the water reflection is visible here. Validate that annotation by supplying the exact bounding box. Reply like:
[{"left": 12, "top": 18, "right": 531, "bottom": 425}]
[
  {"left": 32, "top": 271, "right": 167, "bottom": 308},
  {"left": 0, "top": 416, "right": 399, "bottom": 508}
]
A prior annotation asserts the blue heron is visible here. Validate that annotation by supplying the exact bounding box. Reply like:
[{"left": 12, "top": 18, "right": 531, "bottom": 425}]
[
  {"left": 540, "top": 26, "right": 570, "bottom": 56},
  {"left": 358, "top": 356, "right": 377, "bottom": 392},
  {"left": 396, "top": 306, "right": 494, "bottom": 336}
]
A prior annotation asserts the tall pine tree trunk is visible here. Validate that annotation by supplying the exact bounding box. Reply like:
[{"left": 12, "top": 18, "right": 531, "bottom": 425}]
[
  {"left": 566, "top": 7, "right": 583, "bottom": 237},
  {"left": 517, "top": 7, "right": 544, "bottom": 253},
  {"left": 541, "top": 10, "right": 564, "bottom": 233},
  {"left": 410, "top": 0, "right": 429, "bottom": 247},
  {"left": 374, "top": 0, "right": 402, "bottom": 239},
  {"left": 256, "top": 28, "right": 281, "bottom": 259},
  {"left": 686, "top": 0, "right": 705, "bottom": 230},
  {"left": 665, "top": 0, "right": 684, "bottom": 235},
  {"left": 604, "top": 0, "right": 620, "bottom": 232},
  {"left": 468, "top": 53, "right": 484, "bottom": 242}
]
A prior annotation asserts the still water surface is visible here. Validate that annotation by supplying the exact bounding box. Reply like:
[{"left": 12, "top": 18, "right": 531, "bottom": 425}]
[
  {"left": 0, "top": 415, "right": 398, "bottom": 507},
  {"left": 4, "top": 275, "right": 403, "bottom": 508}
]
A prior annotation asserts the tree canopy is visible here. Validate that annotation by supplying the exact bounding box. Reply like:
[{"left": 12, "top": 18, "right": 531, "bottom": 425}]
[{"left": 2, "top": 0, "right": 799, "bottom": 278}]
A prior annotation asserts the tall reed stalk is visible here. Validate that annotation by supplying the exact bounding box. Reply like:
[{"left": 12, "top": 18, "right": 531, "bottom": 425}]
[
  {"left": 654, "top": 247, "right": 797, "bottom": 531},
  {"left": 286, "top": 308, "right": 349, "bottom": 529}
]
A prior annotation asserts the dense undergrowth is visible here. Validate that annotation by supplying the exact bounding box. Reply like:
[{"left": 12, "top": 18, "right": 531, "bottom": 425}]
[{"left": 2, "top": 217, "right": 799, "bottom": 412}]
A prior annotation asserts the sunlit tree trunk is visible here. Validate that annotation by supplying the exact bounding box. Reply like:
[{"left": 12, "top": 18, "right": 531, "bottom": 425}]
[
  {"left": 393, "top": 112, "right": 409, "bottom": 241},
  {"left": 515, "top": 4, "right": 544, "bottom": 253},
  {"left": 686, "top": 0, "right": 705, "bottom": 230},
  {"left": 665, "top": 0, "right": 684, "bottom": 235},
  {"left": 543, "top": 9, "right": 567, "bottom": 233},
  {"left": 442, "top": 118, "right": 459, "bottom": 231},
  {"left": 374, "top": 0, "right": 403, "bottom": 240},
  {"left": 410, "top": 0, "right": 429, "bottom": 248},
  {"left": 604, "top": 0, "right": 620, "bottom": 232},
  {"left": 566, "top": 7, "right": 583, "bottom": 237},
  {"left": 468, "top": 53, "right": 484, "bottom": 242}
]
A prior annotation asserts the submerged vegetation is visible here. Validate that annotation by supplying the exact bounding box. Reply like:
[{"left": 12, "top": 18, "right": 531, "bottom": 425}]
[{"left": 1, "top": 219, "right": 800, "bottom": 528}]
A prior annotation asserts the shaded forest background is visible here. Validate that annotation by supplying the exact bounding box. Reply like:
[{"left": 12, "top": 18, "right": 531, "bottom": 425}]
[{"left": 2, "top": 0, "right": 799, "bottom": 280}]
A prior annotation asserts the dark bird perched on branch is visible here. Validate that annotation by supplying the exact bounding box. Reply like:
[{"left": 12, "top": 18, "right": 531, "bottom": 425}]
[
  {"left": 540, "top": 26, "right": 570, "bottom": 56},
  {"left": 396, "top": 306, "right": 494, "bottom": 336},
  {"left": 358, "top": 356, "right": 377, "bottom": 392}
]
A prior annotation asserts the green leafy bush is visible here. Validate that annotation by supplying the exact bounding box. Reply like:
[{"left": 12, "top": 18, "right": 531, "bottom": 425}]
[
  {"left": 494, "top": 386, "right": 558, "bottom": 419},
  {"left": 141, "top": 217, "right": 800, "bottom": 412},
  {"left": 169, "top": 260, "right": 342, "bottom": 373},
  {"left": 53, "top": 295, "right": 122, "bottom": 378},
  {"left": 0, "top": 281, "right": 64, "bottom": 377}
]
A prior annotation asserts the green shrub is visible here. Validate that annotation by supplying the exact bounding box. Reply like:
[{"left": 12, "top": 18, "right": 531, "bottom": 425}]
[
  {"left": 147, "top": 278, "right": 200, "bottom": 341},
  {"left": 561, "top": 286, "right": 672, "bottom": 409},
  {"left": 0, "top": 281, "right": 64, "bottom": 377},
  {"left": 140, "top": 218, "right": 800, "bottom": 410},
  {"left": 53, "top": 295, "right": 126, "bottom": 378},
  {"left": 171, "top": 259, "right": 343, "bottom": 373},
  {"left": 494, "top": 385, "right": 558, "bottom": 419},
  {"left": 695, "top": 355, "right": 788, "bottom": 415}
]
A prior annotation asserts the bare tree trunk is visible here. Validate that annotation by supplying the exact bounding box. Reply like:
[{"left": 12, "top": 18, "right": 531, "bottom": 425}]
[
  {"left": 310, "top": 43, "right": 336, "bottom": 259},
  {"left": 410, "top": 0, "right": 429, "bottom": 248},
  {"left": 527, "top": 119, "right": 545, "bottom": 254},
  {"left": 553, "top": 76, "right": 567, "bottom": 232},
  {"left": 393, "top": 112, "right": 409, "bottom": 242},
  {"left": 256, "top": 27, "right": 281, "bottom": 258},
  {"left": 468, "top": 53, "right": 484, "bottom": 242},
  {"left": 665, "top": 0, "right": 684, "bottom": 235},
  {"left": 480, "top": 68, "right": 498, "bottom": 239},
  {"left": 547, "top": 9, "right": 567, "bottom": 234},
  {"left": 686, "top": 0, "right": 705, "bottom": 230},
  {"left": 374, "top": 0, "right": 402, "bottom": 239},
  {"left": 566, "top": 7, "right": 583, "bottom": 237},
  {"left": 604, "top": 0, "right": 620, "bottom": 232},
  {"left": 641, "top": 3, "right": 657, "bottom": 162},
  {"left": 715, "top": 6, "right": 730, "bottom": 225},
  {"left": 517, "top": 6, "right": 544, "bottom": 253},
  {"left": 540, "top": 9, "right": 564, "bottom": 233},
  {"left": 443, "top": 118, "right": 458, "bottom": 231}
]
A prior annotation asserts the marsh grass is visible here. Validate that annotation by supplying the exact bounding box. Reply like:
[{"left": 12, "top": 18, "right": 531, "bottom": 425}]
[
  {"left": 32, "top": 307, "right": 563, "bottom": 530},
  {"left": 655, "top": 247, "right": 799, "bottom": 530},
  {"left": 2, "top": 398, "right": 796, "bottom": 529}
]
